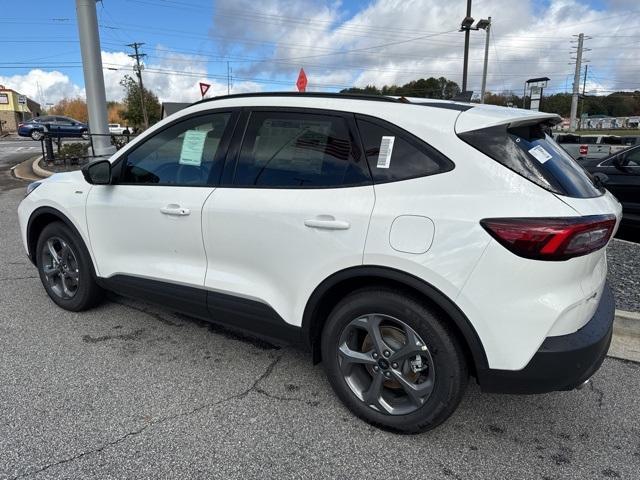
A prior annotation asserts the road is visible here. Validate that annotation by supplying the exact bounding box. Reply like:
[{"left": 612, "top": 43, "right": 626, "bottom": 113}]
[
  {"left": 0, "top": 136, "right": 41, "bottom": 189},
  {"left": 0, "top": 151, "right": 639, "bottom": 479}
]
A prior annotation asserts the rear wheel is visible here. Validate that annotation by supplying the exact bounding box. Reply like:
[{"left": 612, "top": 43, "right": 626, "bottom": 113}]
[
  {"left": 36, "top": 222, "right": 103, "bottom": 311},
  {"left": 321, "top": 288, "right": 468, "bottom": 433}
]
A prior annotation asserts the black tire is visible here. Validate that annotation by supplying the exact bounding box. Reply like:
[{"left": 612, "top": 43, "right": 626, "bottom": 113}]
[
  {"left": 321, "top": 288, "right": 468, "bottom": 433},
  {"left": 81, "top": 129, "right": 90, "bottom": 140},
  {"left": 36, "top": 221, "right": 104, "bottom": 311},
  {"left": 30, "top": 129, "right": 43, "bottom": 141}
]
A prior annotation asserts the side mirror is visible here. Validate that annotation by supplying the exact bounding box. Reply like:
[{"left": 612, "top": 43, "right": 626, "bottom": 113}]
[{"left": 82, "top": 160, "right": 112, "bottom": 185}]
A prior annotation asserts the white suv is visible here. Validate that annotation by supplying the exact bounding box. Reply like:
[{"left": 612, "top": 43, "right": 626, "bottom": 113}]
[{"left": 18, "top": 93, "right": 622, "bottom": 432}]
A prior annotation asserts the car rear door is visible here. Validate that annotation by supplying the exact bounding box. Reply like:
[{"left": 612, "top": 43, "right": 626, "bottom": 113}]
[
  {"left": 201, "top": 108, "right": 375, "bottom": 331},
  {"left": 86, "top": 110, "right": 238, "bottom": 309}
]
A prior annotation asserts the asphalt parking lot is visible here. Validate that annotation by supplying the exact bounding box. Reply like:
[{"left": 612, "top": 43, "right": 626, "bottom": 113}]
[{"left": 1, "top": 178, "right": 639, "bottom": 479}]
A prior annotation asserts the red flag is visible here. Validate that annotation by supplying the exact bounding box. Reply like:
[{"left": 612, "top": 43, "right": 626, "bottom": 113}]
[
  {"left": 296, "top": 68, "right": 307, "bottom": 92},
  {"left": 199, "top": 82, "right": 211, "bottom": 97}
]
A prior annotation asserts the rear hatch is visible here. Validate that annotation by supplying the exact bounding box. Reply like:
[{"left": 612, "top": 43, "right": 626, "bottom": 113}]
[{"left": 455, "top": 106, "right": 622, "bottom": 330}]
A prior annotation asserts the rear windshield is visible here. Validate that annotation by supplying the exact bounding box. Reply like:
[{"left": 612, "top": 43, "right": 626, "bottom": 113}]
[{"left": 459, "top": 122, "right": 602, "bottom": 198}]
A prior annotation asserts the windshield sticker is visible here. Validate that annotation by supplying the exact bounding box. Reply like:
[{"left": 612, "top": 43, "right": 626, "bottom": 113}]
[
  {"left": 179, "top": 130, "right": 208, "bottom": 166},
  {"left": 377, "top": 136, "right": 395, "bottom": 168},
  {"left": 528, "top": 145, "right": 553, "bottom": 164}
]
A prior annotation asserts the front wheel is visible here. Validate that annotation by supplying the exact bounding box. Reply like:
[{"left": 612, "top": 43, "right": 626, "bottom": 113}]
[
  {"left": 36, "top": 222, "right": 104, "bottom": 311},
  {"left": 321, "top": 288, "right": 468, "bottom": 433},
  {"left": 30, "top": 129, "right": 44, "bottom": 141},
  {"left": 81, "top": 130, "right": 90, "bottom": 140}
]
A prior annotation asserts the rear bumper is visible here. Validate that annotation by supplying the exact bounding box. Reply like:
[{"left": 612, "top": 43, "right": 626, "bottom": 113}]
[{"left": 478, "top": 281, "right": 615, "bottom": 394}]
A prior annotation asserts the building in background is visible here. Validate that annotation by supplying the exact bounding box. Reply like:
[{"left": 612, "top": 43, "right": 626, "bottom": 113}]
[
  {"left": 0, "top": 85, "right": 42, "bottom": 133},
  {"left": 161, "top": 102, "right": 190, "bottom": 119}
]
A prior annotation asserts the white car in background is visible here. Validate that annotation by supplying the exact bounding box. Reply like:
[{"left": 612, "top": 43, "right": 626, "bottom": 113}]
[
  {"left": 18, "top": 92, "right": 622, "bottom": 433},
  {"left": 108, "top": 123, "right": 130, "bottom": 135}
]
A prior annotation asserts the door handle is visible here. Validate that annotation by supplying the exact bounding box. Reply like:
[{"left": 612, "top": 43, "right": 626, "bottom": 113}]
[
  {"left": 304, "top": 216, "right": 350, "bottom": 230},
  {"left": 160, "top": 204, "right": 191, "bottom": 216}
]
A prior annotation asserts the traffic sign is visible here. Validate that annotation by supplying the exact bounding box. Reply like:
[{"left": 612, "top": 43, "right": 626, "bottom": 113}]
[
  {"left": 18, "top": 95, "right": 27, "bottom": 105},
  {"left": 296, "top": 68, "right": 307, "bottom": 92},
  {"left": 199, "top": 82, "right": 211, "bottom": 98}
]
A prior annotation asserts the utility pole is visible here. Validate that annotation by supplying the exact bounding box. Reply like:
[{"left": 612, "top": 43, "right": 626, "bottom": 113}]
[
  {"left": 227, "top": 61, "right": 231, "bottom": 95},
  {"left": 461, "top": 0, "right": 472, "bottom": 93},
  {"left": 75, "top": 0, "right": 114, "bottom": 156},
  {"left": 480, "top": 16, "right": 491, "bottom": 103},
  {"left": 127, "top": 42, "right": 149, "bottom": 130},
  {"left": 579, "top": 64, "right": 588, "bottom": 130},
  {"left": 569, "top": 33, "right": 584, "bottom": 132}
]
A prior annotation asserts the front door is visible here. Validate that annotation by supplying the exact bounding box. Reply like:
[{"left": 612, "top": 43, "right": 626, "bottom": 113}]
[{"left": 86, "top": 111, "right": 236, "bottom": 291}]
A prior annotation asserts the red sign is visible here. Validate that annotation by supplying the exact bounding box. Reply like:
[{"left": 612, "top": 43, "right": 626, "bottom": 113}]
[
  {"left": 296, "top": 68, "right": 307, "bottom": 92},
  {"left": 199, "top": 82, "right": 211, "bottom": 97}
]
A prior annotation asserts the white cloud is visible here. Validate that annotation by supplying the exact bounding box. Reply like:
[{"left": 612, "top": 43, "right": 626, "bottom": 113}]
[
  {"left": 212, "top": 0, "right": 640, "bottom": 96},
  {"left": 1, "top": 49, "right": 262, "bottom": 106},
  {"left": 0, "top": 70, "right": 84, "bottom": 106}
]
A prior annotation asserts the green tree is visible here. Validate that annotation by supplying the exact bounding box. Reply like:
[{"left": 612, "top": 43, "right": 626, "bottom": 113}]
[
  {"left": 341, "top": 77, "right": 460, "bottom": 99},
  {"left": 119, "top": 75, "right": 161, "bottom": 129}
]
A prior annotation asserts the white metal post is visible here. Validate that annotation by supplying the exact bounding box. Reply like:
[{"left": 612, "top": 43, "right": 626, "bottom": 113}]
[{"left": 75, "top": 0, "right": 115, "bottom": 156}]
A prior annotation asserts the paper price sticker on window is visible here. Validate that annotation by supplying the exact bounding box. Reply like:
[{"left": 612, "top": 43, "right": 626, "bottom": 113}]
[
  {"left": 528, "top": 145, "right": 553, "bottom": 164},
  {"left": 179, "top": 130, "right": 208, "bottom": 166},
  {"left": 377, "top": 136, "right": 395, "bottom": 168}
]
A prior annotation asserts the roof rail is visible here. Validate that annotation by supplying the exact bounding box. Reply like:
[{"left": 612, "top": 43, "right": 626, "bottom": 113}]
[{"left": 191, "top": 91, "right": 402, "bottom": 106}]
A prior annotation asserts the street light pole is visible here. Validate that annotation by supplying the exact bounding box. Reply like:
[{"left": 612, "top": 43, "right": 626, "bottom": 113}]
[
  {"left": 75, "top": 0, "right": 115, "bottom": 156},
  {"left": 480, "top": 16, "right": 491, "bottom": 103},
  {"left": 461, "top": 0, "right": 472, "bottom": 93}
]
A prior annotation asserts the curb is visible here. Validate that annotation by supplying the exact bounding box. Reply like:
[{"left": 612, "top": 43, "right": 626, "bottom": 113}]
[
  {"left": 11, "top": 155, "right": 44, "bottom": 182},
  {"left": 609, "top": 309, "right": 640, "bottom": 363},
  {"left": 31, "top": 156, "right": 53, "bottom": 178}
]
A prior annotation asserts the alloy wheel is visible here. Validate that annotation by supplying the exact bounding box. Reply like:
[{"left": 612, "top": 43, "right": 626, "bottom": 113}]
[
  {"left": 40, "top": 236, "right": 80, "bottom": 299},
  {"left": 337, "top": 314, "right": 435, "bottom": 415}
]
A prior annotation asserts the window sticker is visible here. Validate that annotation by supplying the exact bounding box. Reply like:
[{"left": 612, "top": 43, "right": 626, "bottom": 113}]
[
  {"left": 179, "top": 130, "right": 208, "bottom": 166},
  {"left": 377, "top": 136, "right": 395, "bottom": 168},
  {"left": 528, "top": 145, "right": 553, "bottom": 164}
]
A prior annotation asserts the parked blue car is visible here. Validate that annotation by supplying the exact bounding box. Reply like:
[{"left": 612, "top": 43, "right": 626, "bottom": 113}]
[{"left": 18, "top": 116, "right": 89, "bottom": 141}]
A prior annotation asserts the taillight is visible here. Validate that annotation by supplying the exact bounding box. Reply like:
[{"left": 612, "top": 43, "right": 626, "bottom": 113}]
[
  {"left": 480, "top": 215, "right": 616, "bottom": 261},
  {"left": 579, "top": 145, "right": 588, "bottom": 156}
]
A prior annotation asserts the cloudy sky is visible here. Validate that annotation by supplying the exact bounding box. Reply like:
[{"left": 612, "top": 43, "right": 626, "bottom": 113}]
[{"left": 0, "top": 0, "right": 638, "bottom": 106}]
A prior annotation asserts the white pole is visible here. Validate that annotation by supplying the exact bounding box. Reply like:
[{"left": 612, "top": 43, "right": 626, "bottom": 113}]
[{"left": 76, "top": 0, "right": 115, "bottom": 156}]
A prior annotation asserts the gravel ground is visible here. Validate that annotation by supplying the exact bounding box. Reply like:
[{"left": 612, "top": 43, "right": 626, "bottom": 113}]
[
  {"left": 607, "top": 239, "right": 640, "bottom": 312},
  {"left": 1, "top": 184, "right": 640, "bottom": 479}
]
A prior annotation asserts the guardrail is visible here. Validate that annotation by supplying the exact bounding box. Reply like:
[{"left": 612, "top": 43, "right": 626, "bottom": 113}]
[{"left": 39, "top": 130, "right": 138, "bottom": 167}]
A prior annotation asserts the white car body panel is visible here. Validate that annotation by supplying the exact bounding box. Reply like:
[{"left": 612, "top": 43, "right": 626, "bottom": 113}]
[
  {"left": 201, "top": 186, "right": 375, "bottom": 326},
  {"left": 85, "top": 185, "right": 215, "bottom": 287}
]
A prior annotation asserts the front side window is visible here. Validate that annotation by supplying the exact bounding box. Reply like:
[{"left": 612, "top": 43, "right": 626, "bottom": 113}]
[
  {"left": 356, "top": 117, "right": 453, "bottom": 183},
  {"left": 121, "top": 112, "right": 231, "bottom": 186},
  {"left": 233, "top": 111, "right": 369, "bottom": 188}
]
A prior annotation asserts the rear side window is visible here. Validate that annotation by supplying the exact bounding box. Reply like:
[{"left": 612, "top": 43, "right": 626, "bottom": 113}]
[
  {"left": 459, "top": 123, "right": 602, "bottom": 198},
  {"left": 356, "top": 117, "right": 453, "bottom": 183},
  {"left": 233, "top": 111, "right": 370, "bottom": 188}
]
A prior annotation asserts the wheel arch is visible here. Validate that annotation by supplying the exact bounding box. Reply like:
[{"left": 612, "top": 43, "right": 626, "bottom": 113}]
[
  {"left": 301, "top": 266, "right": 488, "bottom": 375},
  {"left": 26, "top": 207, "right": 92, "bottom": 269}
]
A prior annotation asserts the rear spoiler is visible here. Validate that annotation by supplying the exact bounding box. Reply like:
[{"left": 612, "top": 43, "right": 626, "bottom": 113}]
[{"left": 455, "top": 104, "right": 560, "bottom": 134}]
